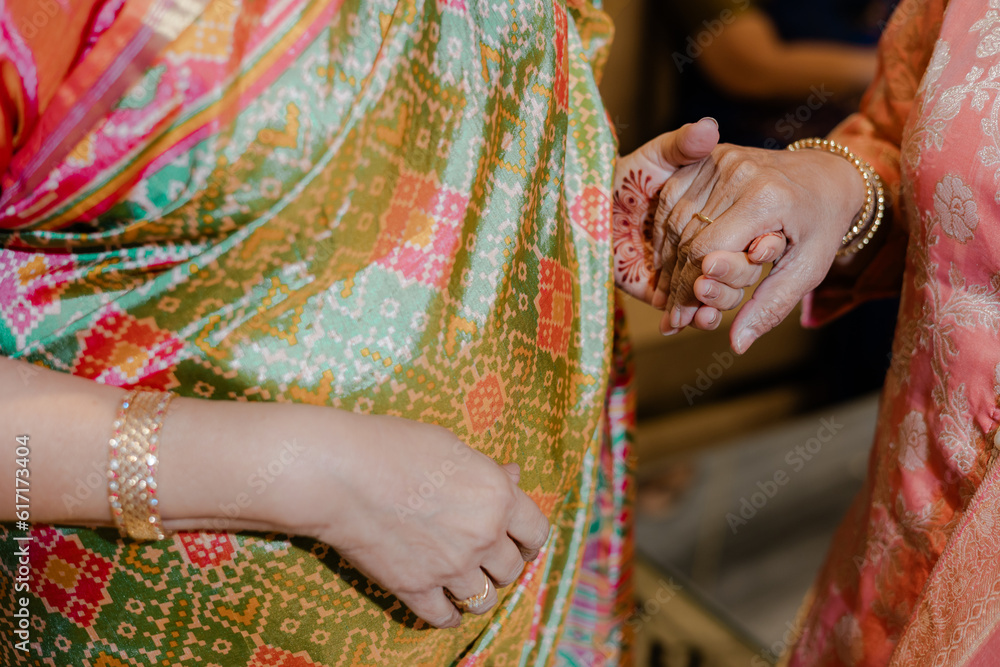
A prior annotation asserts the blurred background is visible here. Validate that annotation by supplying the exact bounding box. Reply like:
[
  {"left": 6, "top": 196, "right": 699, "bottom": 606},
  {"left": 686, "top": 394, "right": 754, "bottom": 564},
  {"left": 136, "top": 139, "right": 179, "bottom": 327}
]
[{"left": 598, "top": 1, "right": 900, "bottom": 664}]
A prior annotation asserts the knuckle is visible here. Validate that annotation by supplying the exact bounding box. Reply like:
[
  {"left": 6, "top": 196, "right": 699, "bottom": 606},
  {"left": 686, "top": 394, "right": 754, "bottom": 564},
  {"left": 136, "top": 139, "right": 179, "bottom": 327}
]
[
  {"left": 718, "top": 151, "right": 752, "bottom": 177},
  {"left": 753, "top": 305, "right": 784, "bottom": 332},
  {"left": 664, "top": 216, "right": 686, "bottom": 246},
  {"left": 532, "top": 518, "right": 551, "bottom": 548},
  {"left": 732, "top": 261, "right": 760, "bottom": 287},
  {"left": 480, "top": 496, "right": 518, "bottom": 543},
  {"left": 476, "top": 470, "right": 514, "bottom": 508},
  {"left": 498, "top": 560, "right": 525, "bottom": 586},
  {"left": 744, "top": 263, "right": 765, "bottom": 285},
  {"left": 519, "top": 547, "right": 541, "bottom": 562},
  {"left": 427, "top": 611, "right": 459, "bottom": 628},
  {"left": 754, "top": 181, "right": 782, "bottom": 207},
  {"left": 657, "top": 178, "right": 687, "bottom": 214},
  {"left": 440, "top": 548, "right": 475, "bottom": 577},
  {"left": 688, "top": 237, "right": 713, "bottom": 264},
  {"left": 500, "top": 488, "right": 524, "bottom": 522},
  {"left": 666, "top": 202, "right": 698, "bottom": 236},
  {"left": 730, "top": 159, "right": 758, "bottom": 183},
  {"left": 476, "top": 521, "right": 506, "bottom": 552},
  {"left": 675, "top": 243, "right": 691, "bottom": 266}
]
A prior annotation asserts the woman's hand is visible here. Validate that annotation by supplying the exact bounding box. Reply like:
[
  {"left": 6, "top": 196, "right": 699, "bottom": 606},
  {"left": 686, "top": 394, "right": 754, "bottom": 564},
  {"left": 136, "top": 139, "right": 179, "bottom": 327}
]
[
  {"left": 1, "top": 359, "right": 548, "bottom": 630},
  {"left": 258, "top": 410, "right": 549, "bottom": 629},
  {"left": 613, "top": 118, "right": 721, "bottom": 303},
  {"left": 649, "top": 143, "right": 867, "bottom": 349},
  {"left": 613, "top": 121, "right": 787, "bottom": 330},
  {"left": 666, "top": 231, "right": 787, "bottom": 332}
]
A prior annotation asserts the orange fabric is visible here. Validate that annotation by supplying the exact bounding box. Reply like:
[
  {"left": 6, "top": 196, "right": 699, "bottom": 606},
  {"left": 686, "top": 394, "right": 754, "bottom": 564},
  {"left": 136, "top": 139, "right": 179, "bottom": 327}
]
[{"left": 0, "top": 0, "right": 102, "bottom": 173}]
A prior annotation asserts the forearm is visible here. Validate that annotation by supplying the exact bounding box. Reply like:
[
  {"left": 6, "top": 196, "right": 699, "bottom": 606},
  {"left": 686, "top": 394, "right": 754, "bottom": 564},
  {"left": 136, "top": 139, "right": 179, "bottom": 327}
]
[
  {"left": 0, "top": 356, "right": 552, "bottom": 627},
  {"left": 1, "top": 357, "right": 127, "bottom": 526},
  {"left": 762, "top": 44, "right": 875, "bottom": 98},
  {"left": 700, "top": 10, "right": 876, "bottom": 100},
  {"left": 0, "top": 357, "right": 347, "bottom": 533}
]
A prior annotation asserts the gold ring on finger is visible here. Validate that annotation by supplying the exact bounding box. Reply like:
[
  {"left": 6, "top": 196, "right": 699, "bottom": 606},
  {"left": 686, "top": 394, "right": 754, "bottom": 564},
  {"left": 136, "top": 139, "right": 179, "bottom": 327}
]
[
  {"left": 446, "top": 573, "right": 492, "bottom": 613},
  {"left": 695, "top": 212, "right": 715, "bottom": 225}
]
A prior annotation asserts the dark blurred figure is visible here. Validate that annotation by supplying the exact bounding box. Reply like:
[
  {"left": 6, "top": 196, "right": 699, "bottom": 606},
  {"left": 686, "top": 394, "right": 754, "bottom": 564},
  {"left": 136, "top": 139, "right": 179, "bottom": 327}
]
[{"left": 651, "top": 0, "right": 896, "bottom": 148}]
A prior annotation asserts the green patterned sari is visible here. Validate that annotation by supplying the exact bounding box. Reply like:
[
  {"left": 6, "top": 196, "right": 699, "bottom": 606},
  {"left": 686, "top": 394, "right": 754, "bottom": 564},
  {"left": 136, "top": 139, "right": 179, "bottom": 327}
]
[{"left": 0, "top": 0, "right": 634, "bottom": 664}]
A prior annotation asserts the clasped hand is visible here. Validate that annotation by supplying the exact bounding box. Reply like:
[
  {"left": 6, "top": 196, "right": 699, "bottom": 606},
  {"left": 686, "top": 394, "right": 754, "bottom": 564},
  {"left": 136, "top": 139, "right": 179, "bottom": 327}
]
[{"left": 613, "top": 119, "right": 865, "bottom": 352}]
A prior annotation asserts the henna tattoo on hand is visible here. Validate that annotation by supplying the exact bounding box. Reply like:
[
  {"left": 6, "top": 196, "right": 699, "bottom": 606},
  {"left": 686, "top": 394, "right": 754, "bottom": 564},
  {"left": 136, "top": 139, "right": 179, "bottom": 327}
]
[{"left": 612, "top": 168, "right": 659, "bottom": 301}]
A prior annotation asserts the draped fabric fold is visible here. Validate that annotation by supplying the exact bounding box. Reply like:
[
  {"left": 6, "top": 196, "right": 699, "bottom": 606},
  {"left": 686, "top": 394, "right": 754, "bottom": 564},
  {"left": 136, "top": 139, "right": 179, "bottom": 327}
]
[{"left": 0, "top": 0, "right": 634, "bottom": 664}]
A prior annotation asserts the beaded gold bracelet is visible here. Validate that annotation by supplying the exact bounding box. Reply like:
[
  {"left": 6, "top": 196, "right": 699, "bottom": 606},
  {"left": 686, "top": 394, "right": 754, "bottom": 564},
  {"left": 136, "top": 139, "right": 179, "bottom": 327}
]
[
  {"left": 787, "top": 138, "right": 886, "bottom": 256},
  {"left": 107, "top": 389, "right": 174, "bottom": 541}
]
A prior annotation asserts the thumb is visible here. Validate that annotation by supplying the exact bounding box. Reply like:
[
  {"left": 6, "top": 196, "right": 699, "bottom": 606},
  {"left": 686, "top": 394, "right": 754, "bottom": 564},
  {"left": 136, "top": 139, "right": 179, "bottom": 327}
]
[
  {"left": 729, "top": 257, "right": 823, "bottom": 354},
  {"left": 639, "top": 117, "right": 720, "bottom": 172}
]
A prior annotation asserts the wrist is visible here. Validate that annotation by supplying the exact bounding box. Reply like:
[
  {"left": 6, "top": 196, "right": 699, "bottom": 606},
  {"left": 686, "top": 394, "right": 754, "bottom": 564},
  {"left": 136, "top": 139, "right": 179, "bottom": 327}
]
[
  {"left": 790, "top": 141, "right": 872, "bottom": 246},
  {"left": 828, "top": 153, "right": 869, "bottom": 243},
  {"left": 248, "top": 407, "right": 369, "bottom": 539},
  {"left": 157, "top": 399, "right": 303, "bottom": 533},
  {"left": 156, "top": 398, "right": 356, "bottom": 537}
]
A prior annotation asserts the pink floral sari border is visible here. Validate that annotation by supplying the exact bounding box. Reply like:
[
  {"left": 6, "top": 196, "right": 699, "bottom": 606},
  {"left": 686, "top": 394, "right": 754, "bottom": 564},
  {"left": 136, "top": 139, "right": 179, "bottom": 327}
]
[{"left": 890, "top": 447, "right": 1000, "bottom": 666}]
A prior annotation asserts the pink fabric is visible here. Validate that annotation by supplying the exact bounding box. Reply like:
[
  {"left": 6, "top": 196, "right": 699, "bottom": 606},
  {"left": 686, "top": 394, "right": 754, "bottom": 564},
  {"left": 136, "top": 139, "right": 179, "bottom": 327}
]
[
  {"left": 968, "top": 628, "right": 1000, "bottom": 667},
  {"left": 792, "top": 0, "right": 1000, "bottom": 665}
]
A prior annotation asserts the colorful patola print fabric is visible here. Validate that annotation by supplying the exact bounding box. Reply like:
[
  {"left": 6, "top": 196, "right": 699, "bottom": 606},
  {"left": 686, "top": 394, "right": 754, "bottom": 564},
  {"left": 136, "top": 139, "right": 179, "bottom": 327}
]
[{"left": 0, "top": 0, "right": 634, "bottom": 665}]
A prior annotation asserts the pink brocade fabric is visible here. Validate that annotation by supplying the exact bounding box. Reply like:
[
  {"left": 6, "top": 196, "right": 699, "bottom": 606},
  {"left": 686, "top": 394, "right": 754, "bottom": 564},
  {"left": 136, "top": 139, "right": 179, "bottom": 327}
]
[{"left": 792, "top": 0, "right": 1000, "bottom": 665}]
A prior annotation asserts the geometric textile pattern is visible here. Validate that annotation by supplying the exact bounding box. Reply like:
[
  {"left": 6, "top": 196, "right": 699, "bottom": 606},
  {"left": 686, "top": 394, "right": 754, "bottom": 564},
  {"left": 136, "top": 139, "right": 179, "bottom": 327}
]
[{"left": 0, "top": 0, "right": 628, "bottom": 665}]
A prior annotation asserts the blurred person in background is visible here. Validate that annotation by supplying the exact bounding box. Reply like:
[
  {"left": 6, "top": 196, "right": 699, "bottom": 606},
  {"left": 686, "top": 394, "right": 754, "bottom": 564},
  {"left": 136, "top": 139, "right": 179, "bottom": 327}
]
[{"left": 657, "top": 0, "right": 896, "bottom": 148}]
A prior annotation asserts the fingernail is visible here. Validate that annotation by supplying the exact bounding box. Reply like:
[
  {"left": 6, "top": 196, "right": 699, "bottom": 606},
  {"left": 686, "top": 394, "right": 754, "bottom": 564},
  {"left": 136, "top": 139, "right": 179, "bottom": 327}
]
[
  {"left": 749, "top": 239, "right": 777, "bottom": 263},
  {"left": 652, "top": 291, "right": 666, "bottom": 309},
  {"left": 702, "top": 282, "right": 719, "bottom": 299},
  {"left": 670, "top": 307, "right": 682, "bottom": 329},
  {"left": 734, "top": 330, "right": 757, "bottom": 354},
  {"left": 660, "top": 311, "right": 677, "bottom": 335},
  {"left": 709, "top": 310, "right": 721, "bottom": 325},
  {"left": 705, "top": 260, "right": 725, "bottom": 278},
  {"left": 699, "top": 116, "right": 719, "bottom": 128}
]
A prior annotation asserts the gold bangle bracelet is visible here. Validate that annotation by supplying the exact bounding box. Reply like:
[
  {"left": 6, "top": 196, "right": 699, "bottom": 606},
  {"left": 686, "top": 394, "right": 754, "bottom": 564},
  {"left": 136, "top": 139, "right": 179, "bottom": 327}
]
[
  {"left": 108, "top": 389, "right": 174, "bottom": 541},
  {"left": 839, "top": 176, "right": 885, "bottom": 256},
  {"left": 787, "top": 138, "right": 886, "bottom": 256}
]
